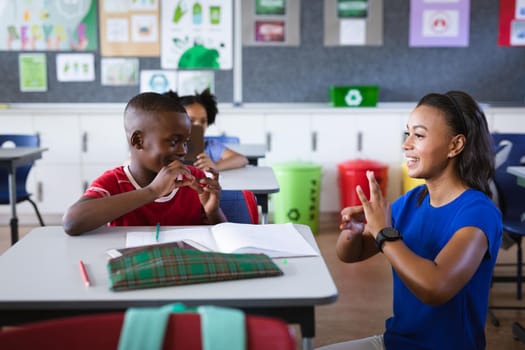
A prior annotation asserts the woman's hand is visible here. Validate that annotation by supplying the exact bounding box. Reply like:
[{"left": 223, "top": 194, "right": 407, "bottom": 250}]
[
  {"left": 339, "top": 205, "right": 366, "bottom": 239},
  {"left": 355, "top": 170, "right": 391, "bottom": 239}
]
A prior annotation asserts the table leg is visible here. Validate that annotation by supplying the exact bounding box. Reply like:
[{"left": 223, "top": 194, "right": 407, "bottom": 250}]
[
  {"left": 7, "top": 166, "right": 18, "bottom": 245},
  {"left": 255, "top": 193, "right": 268, "bottom": 224},
  {"left": 302, "top": 338, "right": 314, "bottom": 350}
]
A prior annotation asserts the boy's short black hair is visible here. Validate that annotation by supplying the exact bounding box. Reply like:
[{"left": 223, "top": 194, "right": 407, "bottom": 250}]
[{"left": 125, "top": 92, "right": 187, "bottom": 115}]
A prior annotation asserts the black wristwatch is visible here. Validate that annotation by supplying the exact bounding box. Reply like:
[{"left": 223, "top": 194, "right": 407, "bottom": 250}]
[{"left": 375, "top": 227, "right": 402, "bottom": 252}]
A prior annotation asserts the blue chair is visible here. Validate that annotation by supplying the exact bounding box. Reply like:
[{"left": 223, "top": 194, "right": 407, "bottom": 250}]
[
  {"left": 489, "top": 133, "right": 525, "bottom": 330},
  {"left": 0, "top": 134, "right": 45, "bottom": 227},
  {"left": 220, "top": 190, "right": 259, "bottom": 224}
]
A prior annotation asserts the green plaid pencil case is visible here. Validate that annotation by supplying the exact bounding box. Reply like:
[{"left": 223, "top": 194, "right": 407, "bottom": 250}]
[{"left": 107, "top": 242, "right": 283, "bottom": 291}]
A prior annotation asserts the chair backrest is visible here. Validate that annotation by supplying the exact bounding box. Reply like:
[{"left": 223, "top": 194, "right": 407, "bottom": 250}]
[
  {"left": 220, "top": 190, "right": 259, "bottom": 224},
  {"left": 205, "top": 135, "right": 241, "bottom": 145},
  {"left": 0, "top": 134, "right": 40, "bottom": 198},
  {"left": 0, "top": 312, "right": 295, "bottom": 350},
  {"left": 491, "top": 133, "right": 525, "bottom": 231}
]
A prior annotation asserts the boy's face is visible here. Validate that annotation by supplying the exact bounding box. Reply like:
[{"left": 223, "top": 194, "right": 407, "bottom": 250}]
[{"left": 135, "top": 111, "right": 192, "bottom": 173}]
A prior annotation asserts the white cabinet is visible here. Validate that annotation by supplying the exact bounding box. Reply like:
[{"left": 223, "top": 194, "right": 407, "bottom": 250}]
[
  {"left": 212, "top": 113, "right": 266, "bottom": 144},
  {"left": 80, "top": 114, "right": 129, "bottom": 188},
  {"left": 490, "top": 109, "right": 525, "bottom": 133},
  {"left": 33, "top": 114, "right": 82, "bottom": 215},
  {"left": 264, "top": 114, "right": 312, "bottom": 164}
]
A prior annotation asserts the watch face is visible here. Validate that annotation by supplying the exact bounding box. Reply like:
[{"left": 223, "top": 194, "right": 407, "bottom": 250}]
[{"left": 381, "top": 227, "right": 400, "bottom": 239}]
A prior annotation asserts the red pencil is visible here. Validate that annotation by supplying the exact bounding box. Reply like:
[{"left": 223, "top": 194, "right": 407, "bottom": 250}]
[{"left": 79, "top": 260, "right": 91, "bottom": 287}]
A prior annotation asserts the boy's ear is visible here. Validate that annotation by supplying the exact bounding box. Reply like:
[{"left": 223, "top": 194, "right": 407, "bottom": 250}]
[{"left": 130, "top": 130, "right": 143, "bottom": 149}]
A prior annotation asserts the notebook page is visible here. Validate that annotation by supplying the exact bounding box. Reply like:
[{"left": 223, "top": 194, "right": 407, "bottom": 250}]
[{"left": 211, "top": 223, "right": 319, "bottom": 258}]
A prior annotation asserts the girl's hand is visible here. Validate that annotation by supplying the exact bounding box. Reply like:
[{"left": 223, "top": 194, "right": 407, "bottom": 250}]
[
  {"left": 193, "top": 152, "right": 218, "bottom": 171},
  {"left": 355, "top": 170, "right": 391, "bottom": 239}
]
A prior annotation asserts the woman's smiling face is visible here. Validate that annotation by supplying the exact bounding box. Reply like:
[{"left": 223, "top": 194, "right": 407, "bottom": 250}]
[{"left": 402, "top": 105, "right": 456, "bottom": 180}]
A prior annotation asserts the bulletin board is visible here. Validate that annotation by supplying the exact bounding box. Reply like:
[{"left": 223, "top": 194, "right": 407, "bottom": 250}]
[{"left": 0, "top": 0, "right": 523, "bottom": 104}]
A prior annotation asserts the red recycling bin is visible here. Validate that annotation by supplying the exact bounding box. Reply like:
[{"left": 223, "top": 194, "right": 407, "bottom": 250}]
[{"left": 337, "top": 159, "right": 388, "bottom": 211}]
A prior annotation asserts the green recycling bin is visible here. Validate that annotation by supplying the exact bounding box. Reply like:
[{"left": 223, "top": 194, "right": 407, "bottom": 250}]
[{"left": 271, "top": 162, "right": 322, "bottom": 234}]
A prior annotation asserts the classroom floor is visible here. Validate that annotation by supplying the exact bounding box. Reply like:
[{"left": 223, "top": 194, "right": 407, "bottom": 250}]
[{"left": 1, "top": 222, "right": 525, "bottom": 349}]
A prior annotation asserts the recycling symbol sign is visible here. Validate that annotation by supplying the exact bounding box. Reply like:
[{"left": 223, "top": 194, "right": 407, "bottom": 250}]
[
  {"left": 287, "top": 208, "right": 300, "bottom": 221},
  {"left": 345, "top": 89, "right": 363, "bottom": 106}
]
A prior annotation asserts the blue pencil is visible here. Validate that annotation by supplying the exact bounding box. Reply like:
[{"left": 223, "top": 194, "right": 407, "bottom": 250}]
[{"left": 155, "top": 222, "right": 160, "bottom": 242}]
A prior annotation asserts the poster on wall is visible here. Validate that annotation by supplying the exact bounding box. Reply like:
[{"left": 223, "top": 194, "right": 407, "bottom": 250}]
[
  {"left": 324, "top": 0, "right": 383, "bottom": 46},
  {"left": 242, "top": 0, "right": 301, "bottom": 46},
  {"left": 56, "top": 53, "right": 95, "bottom": 82},
  {"left": 0, "top": 0, "right": 97, "bottom": 51},
  {"left": 177, "top": 71, "right": 215, "bottom": 95},
  {"left": 140, "top": 70, "right": 177, "bottom": 93},
  {"left": 99, "top": 0, "right": 160, "bottom": 56},
  {"left": 498, "top": 0, "right": 525, "bottom": 46},
  {"left": 101, "top": 58, "right": 139, "bottom": 86},
  {"left": 161, "top": 0, "right": 232, "bottom": 69},
  {"left": 409, "top": 0, "right": 470, "bottom": 47},
  {"left": 19, "top": 53, "right": 47, "bottom": 92}
]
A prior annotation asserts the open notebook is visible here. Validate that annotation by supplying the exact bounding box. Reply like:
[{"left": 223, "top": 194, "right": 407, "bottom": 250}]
[{"left": 122, "top": 223, "right": 319, "bottom": 259}]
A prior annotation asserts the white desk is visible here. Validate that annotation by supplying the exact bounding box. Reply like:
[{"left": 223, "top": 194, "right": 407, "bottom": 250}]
[
  {"left": 0, "top": 147, "right": 47, "bottom": 245},
  {"left": 507, "top": 166, "right": 525, "bottom": 188},
  {"left": 226, "top": 143, "right": 267, "bottom": 166},
  {"left": 0, "top": 225, "right": 337, "bottom": 350},
  {"left": 220, "top": 166, "right": 279, "bottom": 224}
]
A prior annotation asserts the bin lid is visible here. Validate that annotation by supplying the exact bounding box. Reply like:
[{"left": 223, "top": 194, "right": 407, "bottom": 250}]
[
  {"left": 337, "top": 159, "right": 387, "bottom": 170},
  {"left": 272, "top": 161, "right": 322, "bottom": 171}
]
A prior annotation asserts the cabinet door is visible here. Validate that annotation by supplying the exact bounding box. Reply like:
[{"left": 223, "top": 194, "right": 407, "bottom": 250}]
[
  {"left": 30, "top": 114, "right": 81, "bottom": 216},
  {"left": 311, "top": 114, "right": 361, "bottom": 212},
  {"left": 358, "top": 113, "right": 405, "bottom": 201},
  {"left": 0, "top": 114, "right": 34, "bottom": 133},
  {"left": 34, "top": 164, "right": 83, "bottom": 215},
  {"left": 491, "top": 110, "right": 525, "bottom": 133},
  {"left": 214, "top": 113, "right": 266, "bottom": 144},
  {"left": 33, "top": 114, "right": 81, "bottom": 164},
  {"left": 80, "top": 114, "right": 130, "bottom": 164},
  {"left": 264, "top": 114, "right": 312, "bottom": 164}
]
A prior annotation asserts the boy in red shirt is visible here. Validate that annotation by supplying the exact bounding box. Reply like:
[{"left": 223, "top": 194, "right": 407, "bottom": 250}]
[{"left": 63, "top": 92, "right": 226, "bottom": 235}]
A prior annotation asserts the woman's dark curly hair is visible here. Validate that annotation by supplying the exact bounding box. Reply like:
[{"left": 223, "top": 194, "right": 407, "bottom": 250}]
[{"left": 163, "top": 88, "right": 218, "bottom": 126}]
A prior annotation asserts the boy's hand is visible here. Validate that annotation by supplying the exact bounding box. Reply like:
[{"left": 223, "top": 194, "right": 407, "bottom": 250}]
[
  {"left": 148, "top": 161, "right": 194, "bottom": 197},
  {"left": 191, "top": 167, "right": 222, "bottom": 213}
]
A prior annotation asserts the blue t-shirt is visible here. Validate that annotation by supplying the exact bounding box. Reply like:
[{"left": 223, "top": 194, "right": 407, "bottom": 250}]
[
  {"left": 204, "top": 138, "right": 226, "bottom": 162},
  {"left": 385, "top": 186, "right": 502, "bottom": 350}
]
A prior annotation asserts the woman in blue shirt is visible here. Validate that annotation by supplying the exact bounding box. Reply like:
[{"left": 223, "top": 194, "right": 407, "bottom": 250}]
[
  {"left": 164, "top": 89, "right": 248, "bottom": 171},
  {"left": 320, "top": 91, "right": 502, "bottom": 350}
]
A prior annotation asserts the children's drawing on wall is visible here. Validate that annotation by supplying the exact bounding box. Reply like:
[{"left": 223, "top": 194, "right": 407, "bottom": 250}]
[
  {"left": 140, "top": 70, "right": 177, "bottom": 93},
  {"left": 409, "top": 0, "right": 470, "bottom": 47},
  {"left": 99, "top": 0, "right": 160, "bottom": 56},
  {"left": 176, "top": 70, "right": 214, "bottom": 95},
  {"left": 56, "top": 53, "right": 95, "bottom": 82},
  {"left": 161, "top": 0, "right": 232, "bottom": 69},
  {"left": 18, "top": 53, "right": 47, "bottom": 92},
  {"left": 101, "top": 58, "right": 139, "bottom": 86},
  {"left": 0, "top": 0, "right": 97, "bottom": 51}
]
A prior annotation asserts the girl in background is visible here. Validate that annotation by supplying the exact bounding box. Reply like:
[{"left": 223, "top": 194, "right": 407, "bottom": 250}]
[{"left": 164, "top": 89, "right": 248, "bottom": 171}]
